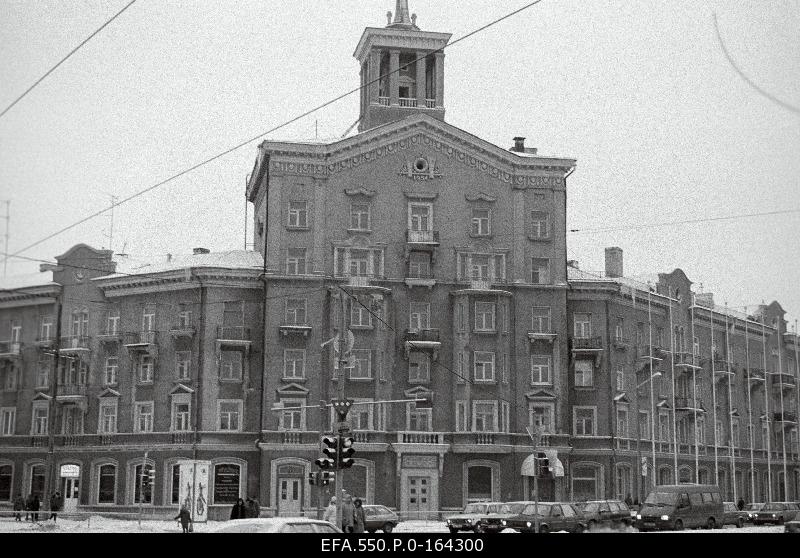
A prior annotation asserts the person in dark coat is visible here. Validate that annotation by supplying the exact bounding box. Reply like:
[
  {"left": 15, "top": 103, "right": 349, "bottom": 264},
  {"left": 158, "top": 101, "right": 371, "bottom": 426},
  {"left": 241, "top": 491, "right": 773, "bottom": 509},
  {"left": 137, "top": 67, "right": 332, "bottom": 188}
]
[
  {"left": 30, "top": 493, "right": 41, "bottom": 522},
  {"left": 49, "top": 491, "right": 64, "bottom": 522},
  {"left": 13, "top": 493, "right": 25, "bottom": 521},
  {"left": 737, "top": 498, "right": 745, "bottom": 511},
  {"left": 230, "top": 498, "right": 247, "bottom": 520},
  {"left": 25, "top": 493, "right": 33, "bottom": 521},
  {"left": 624, "top": 494, "right": 633, "bottom": 508},
  {"left": 174, "top": 505, "right": 193, "bottom": 533},
  {"left": 341, "top": 493, "right": 354, "bottom": 533},
  {"left": 246, "top": 497, "right": 261, "bottom": 518},
  {"left": 352, "top": 499, "right": 366, "bottom": 534}
]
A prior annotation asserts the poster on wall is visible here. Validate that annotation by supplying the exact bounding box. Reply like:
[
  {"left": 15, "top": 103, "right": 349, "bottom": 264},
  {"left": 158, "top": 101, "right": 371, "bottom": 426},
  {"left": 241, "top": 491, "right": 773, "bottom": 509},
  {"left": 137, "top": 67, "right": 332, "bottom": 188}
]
[{"left": 178, "top": 460, "right": 211, "bottom": 523}]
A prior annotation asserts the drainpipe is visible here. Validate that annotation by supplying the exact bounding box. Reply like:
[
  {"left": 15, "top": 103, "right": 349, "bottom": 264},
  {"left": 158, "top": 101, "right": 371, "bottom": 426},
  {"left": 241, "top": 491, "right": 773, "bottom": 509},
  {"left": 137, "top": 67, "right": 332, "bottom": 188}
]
[
  {"left": 192, "top": 269, "right": 206, "bottom": 462},
  {"left": 606, "top": 297, "right": 616, "bottom": 499},
  {"left": 258, "top": 154, "right": 271, "bottom": 510}
]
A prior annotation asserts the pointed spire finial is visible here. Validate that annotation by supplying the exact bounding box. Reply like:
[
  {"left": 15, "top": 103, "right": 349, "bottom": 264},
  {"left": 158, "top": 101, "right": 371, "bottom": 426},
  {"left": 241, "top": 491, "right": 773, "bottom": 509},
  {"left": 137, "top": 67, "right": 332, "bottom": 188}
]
[{"left": 387, "top": 0, "right": 419, "bottom": 30}]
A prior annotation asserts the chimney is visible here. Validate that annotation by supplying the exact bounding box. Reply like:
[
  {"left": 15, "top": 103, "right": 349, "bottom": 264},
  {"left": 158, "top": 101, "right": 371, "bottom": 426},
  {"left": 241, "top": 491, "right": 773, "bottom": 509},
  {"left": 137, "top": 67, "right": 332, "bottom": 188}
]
[
  {"left": 605, "top": 247, "right": 624, "bottom": 278},
  {"left": 512, "top": 137, "right": 526, "bottom": 153},
  {"left": 193, "top": 248, "right": 210, "bottom": 255},
  {"left": 695, "top": 292, "right": 715, "bottom": 309}
]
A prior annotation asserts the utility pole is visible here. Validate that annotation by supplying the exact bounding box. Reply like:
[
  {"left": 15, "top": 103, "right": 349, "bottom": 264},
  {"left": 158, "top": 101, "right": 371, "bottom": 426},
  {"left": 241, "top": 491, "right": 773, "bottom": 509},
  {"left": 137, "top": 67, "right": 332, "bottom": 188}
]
[
  {"left": 138, "top": 450, "right": 148, "bottom": 528},
  {"left": 318, "top": 400, "right": 327, "bottom": 520},
  {"left": 1, "top": 200, "right": 9, "bottom": 277},
  {"left": 334, "top": 291, "right": 347, "bottom": 530},
  {"left": 44, "top": 293, "right": 63, "bottom": 510}
]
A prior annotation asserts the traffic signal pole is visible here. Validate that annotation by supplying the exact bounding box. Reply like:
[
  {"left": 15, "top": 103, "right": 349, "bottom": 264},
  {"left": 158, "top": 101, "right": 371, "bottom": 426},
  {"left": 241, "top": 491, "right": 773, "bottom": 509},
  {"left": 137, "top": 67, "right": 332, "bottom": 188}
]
[
  {"left": 334, "top": 291, "right": 347, "bottom": 530},
  {"left": 138, "top": 450, "right": 148, "bottom": 528}
]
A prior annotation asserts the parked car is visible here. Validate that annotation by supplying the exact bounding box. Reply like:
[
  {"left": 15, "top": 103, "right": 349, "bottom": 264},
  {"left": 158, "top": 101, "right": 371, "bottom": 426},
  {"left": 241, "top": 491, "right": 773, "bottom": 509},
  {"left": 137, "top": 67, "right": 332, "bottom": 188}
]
[
  {"left": 445, "top": 502, "right": 504, "bottom": 534},
  {"left": 362, "top": 505, "right": 399, "bottom": 533},
  {"left": 209, "top": 518, "right": 341, "bottom": 533},
  {"left": 785, "top": 520, "right": 800, "bottom": 533},
  {"left": 476, "top": 502, "right": 531, "bottom": 534},
  {"left": 744, "top": 503, "right": 764, "bottom": 523},
  {"left": 578, "top": 500, "right": 633, "bottom": 530},
  {"left": 752, "top": 502, "right": 800, "bottom": 525},
  {"left": 501, "top": 502, "right": 586, "bottom": 533},
  {"left": 722, "top": 502, "right": 748, "bottom": 528},
  {"left": 635, "top": 484, "right": 723, "bottom": 531}
]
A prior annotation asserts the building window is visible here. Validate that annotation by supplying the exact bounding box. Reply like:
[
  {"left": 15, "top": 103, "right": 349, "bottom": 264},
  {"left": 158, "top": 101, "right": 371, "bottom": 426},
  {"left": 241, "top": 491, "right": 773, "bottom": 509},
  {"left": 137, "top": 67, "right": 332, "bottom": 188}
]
[
  {"left": 457, "top": 253, "right": 506, "bottom": 282},
  {"left": 407, "top": 403, "right": 432, "bottom": 431},
  {"left": 334, "top": 247, "right": 384, "bottom": 279},
  {"left": 350, "top": 399, "right": 373, "bottom": 430},
  {"left": 530, "top": 211, "right": 550, "bottom": 239},
  {"left": 172, "top": 394, "right": 191, "bottom": 432},
  {"left": 408, "top": 352, "right": 430, "bottom": 384},
  {"left": 639, "top": 411, "right": 651, "bottom": 440},
  {"left": 615, "top": 318, "right": 624, "bottom": 341},
  {"left": 501, "top": 402, "right": 510, "bottom": 432},
  {"left": 213, "top": 464, "right": 241, "bottom": 505},
  {"left": 474, "top": 302, "right": 496, "bottom": 332},
  {"left": 529, "top": 403, "right": 554, "bottom": 434},
  {"left": 0, "top": 464, "right": 10, "bottom": 501},
  {"left": 574, "top": 360, "right": 594, "bottom": 387},
  {"left": 98, "top": 399, "right": 118, "bottom": 434},
  {"left": 220, "top": 351, "right": 243, "bottom": 381},
  {"left": 458, "top": 303, "right": 466, "bottom": 332},
  {"left": 408, "top": 252, "right": 431, "bottom": 278},
  {"left": 616, "top": 369, "right": 625, "bottom": 391},
  {"left": 283, "top": 350, "right": 306, "bottom": 380},
  {"left": 467, "top": 466, "right": 493, "bottom": 502},
  {"left": 456, "top": 401, "right": 468, "bottom": 432},
  {"left": 138, "top": 355, "right": 154, "bottom": 384},
  {"left": 104, "top": 357, "right": 118, "bottom": 386},
  {"left": 1, "top": 407, "right": 16, "bottom": 436},
  {"left": 40, "top": 315, "right": 54, "bottom": 341},
  {"left": 106, "top": 312, "right": 120, "bottom": 335},
  {"left": 171, "top": 464, "right": 181, "bottom": 505},
  {"left": 29, "top": 464, "right": 45, "bottom": 498},
  {"left": 531, "top": 307, "right": 551, "bottom": 333},
  {"left": 286, "top": 248, "right": 307, "bottom": 275},
  {"left": 572, "top": 465, "right": 600, "bottom": 501},
  {"left": 176, "top": 351, "right": 191, "bottom": 381},
  {"left": 471, "top": 208, "right": 491, "bottom": 236},
  {"left": 574, "top": 313, "right": 592, "bottom": 338},
  {"left": 616, "top": 407, "right": 629, "bottom": 438},
  {"left": 218, "top": 400, "right": 243, "bottom": 432},
  {"left": 36, "top": 360, "right": 51, "bottom": 389},
  {"left": 350, "top": 299, "right": 373, "bottom": 328},
  {"left": 177, "top": 305, "right": 192, "bottom": 329},
  {"left": 350, "top": 349, "right": 372, "bottom": 380},
  {"left": 474, "top": 352, "right": 495, "bottom": 383},
  {"left": 287, "top": 201, "right": 308, "bottom": 228},
  {"left": 98, "top": 464, "right": 116, "bottom": 504},
  {"left": 350, "top": 203, "right": 371, "bottom": 231},
  {"left": 285, "top": 299, "right": 307, "bottom": 325},
  {"left": 31, "top": 402, "right": 48, "bottom": 435},
  {"left": 659, "top": 413, "right": 670, "bottom": 441},
  {"left": 279, "top": 399, "right": 304, "bottom": 431},
  {"left": 573, "top": 407, "right": 596, "bottom": 436},
  {"left": 141, "top": 306, "right": 155, "bottom": 333},
  {"left": 134, "top": 402, "right": 153, "bottom": 433},
  {"left": 409, "top": 203, "right": 432, "bottom": 231},
  {"left": 531, "top": 355, "right": 552, "bottom": 385},
  {"left": 2, "top": 366, "right": 16, "bottom": 391},
  {"left": 134, "top": 464, "right": 154, "bottom": 504},
  {"left": 409, "top": 303, "right": 430, "bottom": 331},
  {"left": 531, "top": 258, "right": 550, "bottom": 285},
  {"left": 693, "top": 336, "right": 700, "bottom": 356}
]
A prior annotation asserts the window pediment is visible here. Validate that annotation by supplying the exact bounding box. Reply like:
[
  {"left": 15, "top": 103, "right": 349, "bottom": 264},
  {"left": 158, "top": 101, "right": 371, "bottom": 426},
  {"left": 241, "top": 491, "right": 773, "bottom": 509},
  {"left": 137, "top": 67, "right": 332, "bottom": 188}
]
[
  {"left": 525, "top": 389, "right": 556, "bottom": 400},
  {"left": 97, "top": 388, "right": 121, "bottom": 399},
  {"left": 277, "top": 383, "right": 309, "bottom": 396},
  {"left": 465, "top": 193, "right": 496, "bottom": 203},
  {"left": 170, "top": 383, "right": 195, "bottom": 395},
  {"left": 344, "top": 188, "right": 376, "bottom": 198},
  {"left": 32, "top": 392, "right": 53, "bottom": 401},
  {"left": 404, "top": 386, "right": 433, "bottom": 399}
]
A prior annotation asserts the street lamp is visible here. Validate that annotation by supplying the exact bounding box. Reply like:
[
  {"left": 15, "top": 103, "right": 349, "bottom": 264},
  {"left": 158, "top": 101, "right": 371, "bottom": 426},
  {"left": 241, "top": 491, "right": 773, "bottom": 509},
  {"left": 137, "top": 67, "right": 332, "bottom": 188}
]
[{"left": 636, "top": 371, "right": 663, "bottom": 502}]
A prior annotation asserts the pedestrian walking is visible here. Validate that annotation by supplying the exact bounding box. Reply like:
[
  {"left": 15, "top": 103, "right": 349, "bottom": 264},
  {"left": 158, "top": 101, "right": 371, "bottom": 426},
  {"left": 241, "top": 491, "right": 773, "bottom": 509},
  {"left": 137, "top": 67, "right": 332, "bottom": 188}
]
[
  {"left": 246, "top": 497, "right": 260, "bottom": 518},
  {"left": 174, "top": 504, "right": 193, "bottom": 533},
  {"left": 30, "top": 493, "right": 41, "bottom": 522},
  {"left": 49, "top": 491, "right": 63, "bottom": 522},
  {"left": 322, "top": 496, "right": 337, "bottom": 524},
  {"left": 230, "top": 498, "right": 247, "bottom": 520},
  {"left": 341, "top": 493, "right": 354, "bottom": 533},
  {"left": 737, "top": 498, "right": 745, "bottom": 511},
  {"left": 24, "top": 493, "right": 33, "bottom": 521},
  {"left": 352, "top": 498, "right": 365, "bottom": 534},
  {"left": 13, "top": 493, "right": 25, "bottom": 521},
  {"left": 624, "top": 494, "right": 633, "bottom": 508}
]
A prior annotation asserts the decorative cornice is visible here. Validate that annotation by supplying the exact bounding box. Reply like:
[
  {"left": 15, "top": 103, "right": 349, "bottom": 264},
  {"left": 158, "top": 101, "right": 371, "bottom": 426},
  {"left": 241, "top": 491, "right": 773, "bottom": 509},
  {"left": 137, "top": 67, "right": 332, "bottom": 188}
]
[
  {"left": 403, "top": 191, "right": 439, "bottom": 200},
  {"left": 465, "top": 192, "right": 497, "bottom": 203}
]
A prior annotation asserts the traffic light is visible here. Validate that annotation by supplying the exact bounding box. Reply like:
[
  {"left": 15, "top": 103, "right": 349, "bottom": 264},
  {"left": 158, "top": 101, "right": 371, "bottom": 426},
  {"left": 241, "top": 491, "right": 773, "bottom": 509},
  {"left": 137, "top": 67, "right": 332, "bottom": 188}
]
[
  {"left": 321, "top": 471, "right": 335, "bottom": 485},
  {"left": 315, "top": 436, "right": 338, "bottom": 469},
  {"left": 308, "top": 472, "right": 318, "bottom": 485},
  {"left": 331, "top": 399, "right": 354, "bottom": 421},
  {"left": 148, "top": 468, "right": 156, "bottom": 485},
  {"left": 339, "top": 437, "right": 356, "bottom": 469}
]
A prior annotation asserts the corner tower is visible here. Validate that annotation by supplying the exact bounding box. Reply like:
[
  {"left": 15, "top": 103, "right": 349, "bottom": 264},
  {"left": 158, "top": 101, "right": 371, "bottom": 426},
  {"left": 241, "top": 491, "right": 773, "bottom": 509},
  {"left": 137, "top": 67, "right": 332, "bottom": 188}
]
[{"left": 354, "top": 0, "right": 452, "bottom": 132}]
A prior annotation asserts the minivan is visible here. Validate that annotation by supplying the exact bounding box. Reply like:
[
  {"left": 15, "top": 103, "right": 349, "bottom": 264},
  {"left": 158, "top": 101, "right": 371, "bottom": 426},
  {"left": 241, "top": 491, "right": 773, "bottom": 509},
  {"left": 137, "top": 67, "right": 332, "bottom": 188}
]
[{"left": 635, "top": 484, "right": 723, "bottom": 531}]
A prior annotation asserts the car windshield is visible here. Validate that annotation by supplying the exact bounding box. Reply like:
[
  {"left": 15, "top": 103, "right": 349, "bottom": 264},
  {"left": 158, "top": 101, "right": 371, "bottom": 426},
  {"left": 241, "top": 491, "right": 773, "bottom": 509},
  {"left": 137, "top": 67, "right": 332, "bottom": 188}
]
[
  {"left": 463, "top": 504, "right": 486, "bottom": 514},
  {"left": 486, "top": 504, "right": 504, "bottom": 514},
  {"left": 745, "top": 503, "right": 763, "bottom": 511},
  {"left": 500, "top": 503, "right": 526, "bottom": 514},
  {"left": 644, "top": 492, "right": 677, "bottom": 506},
  {"left": 522, "top": 503, "right": 551, "bottom": 516},
  {"left": 583, "top": 502, "right": 599, "bottom": 513}
]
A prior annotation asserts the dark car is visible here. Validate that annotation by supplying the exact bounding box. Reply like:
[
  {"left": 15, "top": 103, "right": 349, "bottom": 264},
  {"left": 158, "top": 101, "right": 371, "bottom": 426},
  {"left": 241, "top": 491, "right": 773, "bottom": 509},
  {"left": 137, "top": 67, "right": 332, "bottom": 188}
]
[
  {"left": 476, "top": 502, "right": 531, "bottom": 534},
  {"left": 785, "top": 520, "right": 800, "bottom": 533},
  {"left": 722, "top": 502, "right": 748, "bottom": 528},
  {"left": 752, "top": 502, "right": 800, "bottom": 525},
  {"left": 362, "top": 505, "right": 399, "bottom": 533},
  {"left": 501, "top": 502, "right": 586, "bottom": 534},
  {"left": 579, "top": 500, "right": 633, "bottom": 530},
  {"left": 445, "top": 502, "right": 504, "bottom": 534},
  {"left": 744, "top": 503, "right": 764, "bottom": 523}
]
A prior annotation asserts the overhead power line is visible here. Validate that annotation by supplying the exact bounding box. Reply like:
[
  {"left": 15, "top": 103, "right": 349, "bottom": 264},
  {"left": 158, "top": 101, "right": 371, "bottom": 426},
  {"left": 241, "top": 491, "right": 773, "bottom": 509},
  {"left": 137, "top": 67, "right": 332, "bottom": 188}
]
[
  {"left": 0, "top": 0, "right": 138, "bottom": 120},
  {"left": 7, "top": 0, "right": 545, "bottom": 259},
  {"left": 569, "top": 208, "right": 800, "bottom": 234}
]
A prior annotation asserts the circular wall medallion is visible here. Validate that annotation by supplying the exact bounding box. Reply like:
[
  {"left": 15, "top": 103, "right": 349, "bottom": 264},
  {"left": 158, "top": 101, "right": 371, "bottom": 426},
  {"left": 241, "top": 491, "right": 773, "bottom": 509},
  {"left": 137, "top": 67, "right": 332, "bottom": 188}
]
[{"left": 414, "top": 157, "right": 429, "bottom": 173}]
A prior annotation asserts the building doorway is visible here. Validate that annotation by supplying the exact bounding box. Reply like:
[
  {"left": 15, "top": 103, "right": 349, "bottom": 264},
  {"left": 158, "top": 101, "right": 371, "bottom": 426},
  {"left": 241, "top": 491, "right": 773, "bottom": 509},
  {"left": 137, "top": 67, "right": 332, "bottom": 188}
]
[
  {"left": 405, "top": 476, "right": 433, "bottom": 520},
  {"left": 60, "top": 464, "right": 80, "bottom": 512},
  {"left": 277, "top": 477, "right": 302, "bottom": 517}
]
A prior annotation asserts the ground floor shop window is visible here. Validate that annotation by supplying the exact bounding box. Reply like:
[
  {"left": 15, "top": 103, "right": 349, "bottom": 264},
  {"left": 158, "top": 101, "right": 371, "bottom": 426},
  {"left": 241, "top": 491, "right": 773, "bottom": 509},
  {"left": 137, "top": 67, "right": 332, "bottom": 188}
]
[
  {"left": 134, "top": 464, "right": 154, "bottom": 504},
  {"left": 571, "top": 464, "right": 600, "bottom": 501},
  {"left": 0, "top": 464, "right": 11, "bottom": 501},
  {"left": 213, "top": 463, "right": 241, "bottom": 504},
  {"left": 98, "top": 464, "right": 116, "bottom": 504},
  {"left": 171, "top": 464, "right": 180, "bottom": 505},
  {"left": 466, "top": 466, "right": 492, "bottom": 502},
  {"left": 658, "top": 467, "right": 672, "bottom": 485}
]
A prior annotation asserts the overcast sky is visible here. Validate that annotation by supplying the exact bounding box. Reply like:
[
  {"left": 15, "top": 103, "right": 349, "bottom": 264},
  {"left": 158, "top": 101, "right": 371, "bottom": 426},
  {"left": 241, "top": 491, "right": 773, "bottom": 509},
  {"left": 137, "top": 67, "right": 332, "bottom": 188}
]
[{"left": 1, "top": 0, "right": 798, "bottom": 325}]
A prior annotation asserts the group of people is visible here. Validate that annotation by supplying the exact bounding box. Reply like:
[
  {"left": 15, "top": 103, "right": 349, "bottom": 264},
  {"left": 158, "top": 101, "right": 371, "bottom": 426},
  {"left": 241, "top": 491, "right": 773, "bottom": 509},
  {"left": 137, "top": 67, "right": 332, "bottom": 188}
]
[
  {"left": 12, "top": 492, "right": 64, "bottom": 523},
  {"left": 323, "top": 493, "right": 366, "bottom": 533},
  {"left": 230, "top": 497, "right": 262, "bottom": 520}
]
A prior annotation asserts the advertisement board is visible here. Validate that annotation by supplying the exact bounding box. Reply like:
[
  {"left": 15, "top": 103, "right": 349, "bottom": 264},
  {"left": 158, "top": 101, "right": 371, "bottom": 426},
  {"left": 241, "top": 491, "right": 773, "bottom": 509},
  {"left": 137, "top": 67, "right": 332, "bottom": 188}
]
[{"left": 178, "top": 460, "right": 211, "bottom": 523}]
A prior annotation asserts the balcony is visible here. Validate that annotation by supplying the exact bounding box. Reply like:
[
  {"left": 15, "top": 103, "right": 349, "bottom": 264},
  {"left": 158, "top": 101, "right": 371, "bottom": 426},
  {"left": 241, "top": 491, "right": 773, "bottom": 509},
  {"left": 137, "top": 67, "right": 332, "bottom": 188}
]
[
  {"left": 169, "top": 325, "right": 196, "bottom": 339},
  {"left": 59, "top": 335, "right": 90, "bottom": 354},
  {"left": 35, "top": 336, "right": 55, "bottom": 349},
  {"left": 675, "top": 396, "right": 705, "bottom": 413},
  {"left": 216, "top": 326, "right": 252, "bottom": 353},
  {"left": 713, "top": 367, "right": 735, "bottom": 383},
  {"left": 774, "top": 412, "right": 798, "bottom": 424},
  {"left": 425, "top": 99, "right": 436, "bottom": 109},
  {"left": 406, "top": 230, "right": 440, "bottom": 246},
  {"left": 528, "top": 330, "right": 557, "bottom": 343},
  {"left": 97, "top": 330, "right": 123, "bottom": 344},
  {"left": 279, "top": 323, "right": 312, "bottom": 338},
  {"left": 673, "top": 351, "right": 702, "bottom": 370},
  {"left": 637, "top": 345, "right": 665, "bottom": 362},
  {"left": 708, "top": 356, "right": 729, "bottom": 372},
  {"left": 772, "top": 372, "right": 797, "bottom": 390},
  {"left": 0, "top": 340, "right": 22, "bottom": 359},
  {"left": 612, "top": 336, "right": 630, "bottom": 350},
  {"left": 124, "top": 331, "right": 158, "bottom": 352},
  {"left": 571, "top": 337, "right": 603, "bottom": 352},
  {"left": 396, "top": 431, "right": 443, "bottom": 445},
  {"left": 377, "top": 96, "right": 389, "bottom": 106},
  {"left": 404, "top": 329, "right": 442, "bottom": 359},
  {"left": 57, "top": 384, "right": 87, "bottom": 397},
  {"left": 405, "top": 270, "right": 436, "bottom": 289},
  {"left": 748, "top": 368, "right": 766, "bottom": 384},
  {"left": 399, "top": 97, "right": 418, "bottom": 108}
]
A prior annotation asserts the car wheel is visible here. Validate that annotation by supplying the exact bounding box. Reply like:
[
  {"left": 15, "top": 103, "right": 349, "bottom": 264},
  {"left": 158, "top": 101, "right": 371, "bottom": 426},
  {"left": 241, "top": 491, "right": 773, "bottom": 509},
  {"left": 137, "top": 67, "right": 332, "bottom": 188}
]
[
  {"left": 706, "top": 518, "right": 716, "bottom": 530},
  {"left": 574, "top": 524, "right": 585, "bottom": 534},
  {"left": 778, "top": 516, "right": 785, "bottom": 525},
  {"left": 538, "top": 524, "right": 550, "bottom": 534},
  {"left": 383, "top": 524, "right": 394, "bottom": 534},
  {"left": 674, "top": 519, "right": 683, "bottom": 531},
  {"left": 736, "top": 518, "right": 744, "bottom": 529},
  {"left": 449, "top": 527, "right": 459, "bottom": 534}
]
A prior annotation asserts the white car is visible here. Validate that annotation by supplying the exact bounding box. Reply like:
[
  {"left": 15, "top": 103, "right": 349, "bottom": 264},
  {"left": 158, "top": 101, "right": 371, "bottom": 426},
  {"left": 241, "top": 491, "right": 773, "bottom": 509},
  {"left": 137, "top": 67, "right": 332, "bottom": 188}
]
[{"left": 210, "top": 517, "right": 342, "bottom": 534}]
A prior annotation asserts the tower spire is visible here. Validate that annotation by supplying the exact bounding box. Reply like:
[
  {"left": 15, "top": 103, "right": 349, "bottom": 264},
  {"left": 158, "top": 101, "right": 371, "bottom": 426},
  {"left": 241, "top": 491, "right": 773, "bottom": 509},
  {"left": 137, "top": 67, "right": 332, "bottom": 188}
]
[{"left": 388, "top": 0, "right": 418, "bottom": 30}]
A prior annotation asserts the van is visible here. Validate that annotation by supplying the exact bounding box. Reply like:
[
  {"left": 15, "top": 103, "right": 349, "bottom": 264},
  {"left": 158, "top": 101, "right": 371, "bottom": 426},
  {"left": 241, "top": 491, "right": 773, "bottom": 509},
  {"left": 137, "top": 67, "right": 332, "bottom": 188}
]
[{"left": 635, "top": 484, "right": 723, "bottom": 531}]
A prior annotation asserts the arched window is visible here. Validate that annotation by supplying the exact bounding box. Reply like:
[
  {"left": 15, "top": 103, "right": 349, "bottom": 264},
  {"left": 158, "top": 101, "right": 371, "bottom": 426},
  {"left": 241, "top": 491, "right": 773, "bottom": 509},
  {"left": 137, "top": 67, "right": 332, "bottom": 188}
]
[
  {"left": 171, "top": 464, "right": 181, "bottom": 505},
  {"left": 678, "top": 466, "right": 692, "bottom": 484},
  {"left": 572, "top": 464, "right": 601, "bottom": 501},
  {"left": 698, "top": 468, "right": 711, "bottom": 485},
  {"left": 466, "top": 466, "right": 492, "bottom": 503},
  {"left": 30, "top": 464, "right": 45, "bottom": 497},
  {"left": 0, "top": 464, "right": 12, "bottom": 501},
  {"left": 615, "top": 464, "right": 632, "bottom": 501},
  {"left": 134, "top": 463, "right": 154, "bottom": 504},
  {"left": 98, "top": 464, "right": 116, "bottom": 504},
  {"left": 658, "top": 467, "right": 672, "bottom": 485},
  {"left": 213, "top": 463, "right": 241, "bottom": 504}
]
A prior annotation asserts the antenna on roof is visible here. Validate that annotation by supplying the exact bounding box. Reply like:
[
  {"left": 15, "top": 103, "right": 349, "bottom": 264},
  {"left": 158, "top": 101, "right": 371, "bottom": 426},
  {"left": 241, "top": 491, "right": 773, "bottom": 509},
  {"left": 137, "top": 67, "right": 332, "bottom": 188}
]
[{"left": 117, "top": 240, "right": 129, "bottom": 258}]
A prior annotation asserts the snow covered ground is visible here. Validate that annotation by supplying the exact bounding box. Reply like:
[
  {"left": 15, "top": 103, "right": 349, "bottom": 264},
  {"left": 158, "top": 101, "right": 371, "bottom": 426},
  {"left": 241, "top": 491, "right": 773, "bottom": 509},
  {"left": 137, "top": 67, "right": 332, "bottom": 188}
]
[{"left": 0, "top": 517, "right": 785, "bottom": 534}]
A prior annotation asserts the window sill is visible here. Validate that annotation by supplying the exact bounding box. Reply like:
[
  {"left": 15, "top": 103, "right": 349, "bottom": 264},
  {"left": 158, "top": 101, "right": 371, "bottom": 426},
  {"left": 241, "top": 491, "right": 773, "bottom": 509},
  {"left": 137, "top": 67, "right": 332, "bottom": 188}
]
[
  {"left": 350, "top": 325, "right": 374, "bottom": 331},
  {"left": 137, "top": 382, "right": 154, "bottom": 387},
  {"left": 473, "top": 380, "right": 498, "bottom": 385},
  {"left": 348, "top": 378, "right": 374, "bottom": 383},
  {"left": 175, "top": 378, "right": 192, "bottom": 383},
  {"left": 473, "top": 330, "right": 498, "bottom": 335},
  {"left": 408, "top": 379, "right": 431, "bottom": 385},
  {"left": 281, "top": 377, "right": 306, "bottom": 383},
  {"left": 217, "top": 429, "right": 243, "bottom": 433},
  {"left": 574, "top": 386, "right": 596, "bottom": 391},
  {"left": 285, "top": 226, "right": 310, "bottom": 232},
  {"left": 531, "top": 383, "right": 554, "bottom": 388},
  {"left": 347, "top": 229, "right": 372, "bottom": 235}
]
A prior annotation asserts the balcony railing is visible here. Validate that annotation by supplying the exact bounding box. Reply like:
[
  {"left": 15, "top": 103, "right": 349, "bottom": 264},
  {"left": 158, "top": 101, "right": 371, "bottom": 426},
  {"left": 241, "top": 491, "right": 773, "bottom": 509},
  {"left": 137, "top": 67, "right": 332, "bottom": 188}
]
[
  {"left": 709, "top": 356, "right": 729, "bottom": 370},
  {"left": 406, "top": 230, "right": 440, "bottom": 245},
  {"left": 748, "top": 368, "right": 766, "bottom": 382},
  {"left": 772, "top": 372, "right": 797, "bottom": 388},
  {"left": 675, "top": 396, "right": 704, "bottom": 411},
  {"left": 97, "top": 330, "right": 123, "bottom": 343},
  {"left": 425, "top": 99, "right": 436, "bottom": 109},
  {"left": 0, "top": 341, "right": 22, "bottom": 357},
  {"left": 571, "top": 337, "right": 603, "bottom": 351},
  {"left": 57, "top": 384, "right": 88, "bottom": 397},
  {"left": 169, "top": 325, "right": 196, "bottom": 338},
  {"left": 673, "top": 352, "right": 701, "bottom": 367},
  {"left": 399, "top": 97, "right": 418, "bottom": 108},
  {"left": 637, "top": 345, "right": 665, "bottom": 360},
  {"left": 612, "top": 336, "right": 629, "bottom": 349},
  {"left": 774, "top": 412, "right": 798, "bottom": 423},
  {"left": 124, "top": 331, "right": 158, "bottom": 347},
  {"left": 217, "top": 326, "right": 251, "bottom": 341},
  {"left": 404, "top": 329, "right": 441, "bottom": 344},
  {"left": 60, "top": 335, "right": 90, "bottom": 351},
  {"left": 377, "top": 96, "right": 390, "bottom": 106},
  {"left": 397, "top": 431, "right": 442, "bottom": 444},
  {"left": 35, "top": 336, "right": 55, "bottom": 347}
]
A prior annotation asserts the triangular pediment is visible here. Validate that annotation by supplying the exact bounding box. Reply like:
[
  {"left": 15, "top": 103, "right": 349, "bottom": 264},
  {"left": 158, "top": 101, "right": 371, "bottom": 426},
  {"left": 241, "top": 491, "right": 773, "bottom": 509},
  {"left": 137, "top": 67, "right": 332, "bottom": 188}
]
[
  {"left": 97, "top": 388, "right": 120, "bottom": 398},
  {"left": 657, "top": 400, "right": 671, "bottom": 410},
  {"left": 404, "top": 386, "right": 432, "bottom": 398},
  {"left": 170, "top": 383, "right": 195, "bottom": 395},
  {"left": 32, "top": 391, "right": 53, "bottom": 401},
  {"left": 614, "top": 393, "right": 631, "bottom": 404},
  {"left": 277, "top": 383, "right": 309, "bottom": 396},
  {"left": 525, "top": 389, "right": 556, "bottom": 400}
]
